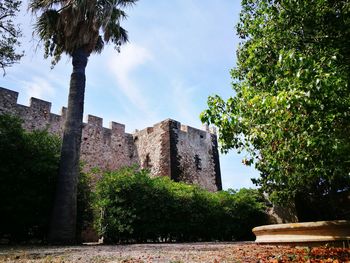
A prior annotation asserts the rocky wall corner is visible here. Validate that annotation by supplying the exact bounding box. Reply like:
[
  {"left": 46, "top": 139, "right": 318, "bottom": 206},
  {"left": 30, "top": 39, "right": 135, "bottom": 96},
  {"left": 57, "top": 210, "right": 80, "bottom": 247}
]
[{"left": 168, "top": 119, "right": 222, "bottom": 192}]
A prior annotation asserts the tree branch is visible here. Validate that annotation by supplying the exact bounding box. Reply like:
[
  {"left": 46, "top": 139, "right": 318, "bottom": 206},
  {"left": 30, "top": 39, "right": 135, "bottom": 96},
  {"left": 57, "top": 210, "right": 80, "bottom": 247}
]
[
  {"left": 0, "top": 13, "right": 13, "bottom": 21},
  {"left": 0, "top": 24, "right": 17, "bottom": 38}
]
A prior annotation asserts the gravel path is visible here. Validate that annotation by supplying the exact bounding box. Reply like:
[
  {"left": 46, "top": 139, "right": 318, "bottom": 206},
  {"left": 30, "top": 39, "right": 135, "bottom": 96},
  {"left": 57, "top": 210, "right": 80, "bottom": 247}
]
[{"left": 0, "top": 242, "right": 349, "bottom": 262}]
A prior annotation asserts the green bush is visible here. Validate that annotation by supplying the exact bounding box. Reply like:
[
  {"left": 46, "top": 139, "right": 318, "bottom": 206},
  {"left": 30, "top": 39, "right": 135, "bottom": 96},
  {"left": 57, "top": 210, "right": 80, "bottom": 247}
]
[
  {"left": 0, "top": 114, "right": 60, "bottom": 242},
  {"left": 0, "top": 114, "right": 93, "bottom": 243},
  {"left": 93, "top": 166, "right": 267, "bottom": 243},
  {"left": 76, "top": 166, "right": 94, "bottom": 242}
]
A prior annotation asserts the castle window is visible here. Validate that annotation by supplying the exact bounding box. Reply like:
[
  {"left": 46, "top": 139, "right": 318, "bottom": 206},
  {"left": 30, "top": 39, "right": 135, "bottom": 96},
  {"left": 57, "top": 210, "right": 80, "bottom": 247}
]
[
  {"left": 200, "top": 135, "right": 204, "bottom": 139},
  {"left": 144, "top": 153, "right": 152, "bottom": 168},
  {"left": 194, "top": 154, "right": 202, "bottom": 171}
]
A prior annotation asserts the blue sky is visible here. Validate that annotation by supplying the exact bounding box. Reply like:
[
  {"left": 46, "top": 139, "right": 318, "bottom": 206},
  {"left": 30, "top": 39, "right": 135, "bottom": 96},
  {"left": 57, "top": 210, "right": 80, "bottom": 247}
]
[{"left": 1, "top": 0, "right": 259, "bottom": 189}]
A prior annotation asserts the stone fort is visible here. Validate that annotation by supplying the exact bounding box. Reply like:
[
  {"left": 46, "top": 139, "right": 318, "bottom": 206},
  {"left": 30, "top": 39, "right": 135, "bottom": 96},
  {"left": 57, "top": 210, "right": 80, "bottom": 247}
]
[{"left": 0, "top": 87, "right": 222, "bottom": 191}]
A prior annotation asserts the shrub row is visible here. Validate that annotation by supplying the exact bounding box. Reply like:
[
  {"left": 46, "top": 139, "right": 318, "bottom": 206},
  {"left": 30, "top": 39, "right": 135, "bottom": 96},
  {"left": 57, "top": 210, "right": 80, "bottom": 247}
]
[{"left": 93, "top": 167, "right": 267, "bottom": 243}]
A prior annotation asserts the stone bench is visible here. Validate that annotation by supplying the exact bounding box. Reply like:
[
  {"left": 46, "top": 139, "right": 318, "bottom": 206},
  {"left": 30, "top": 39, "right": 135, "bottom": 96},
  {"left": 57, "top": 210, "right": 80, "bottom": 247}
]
[{"left": 253, "top": 220, "right": 350, "bottom": 244}]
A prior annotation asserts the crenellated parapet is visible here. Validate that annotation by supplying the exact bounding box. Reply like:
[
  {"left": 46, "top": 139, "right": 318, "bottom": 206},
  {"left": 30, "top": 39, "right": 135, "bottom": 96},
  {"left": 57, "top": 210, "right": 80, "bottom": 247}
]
[
  {"left": 0, "top": 87, "right": 66, "bottom": 134},
  {"left": 81, "top": 114, "right": 135, "bottom": 172},
  {"left": 0, "top": 87, "right": 19, "bottom": 113},
  {"left": 0, "top": 87, "right": 130, "bottom": 139},
  {"left": 0, "top": 87, "right": 221, "bottom": 191}
]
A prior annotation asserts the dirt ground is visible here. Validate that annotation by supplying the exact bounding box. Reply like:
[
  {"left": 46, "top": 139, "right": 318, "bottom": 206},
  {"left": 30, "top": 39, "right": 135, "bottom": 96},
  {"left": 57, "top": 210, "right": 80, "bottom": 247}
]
[{"left": 0, "top": 242, "right": 349, "bottom": 263}]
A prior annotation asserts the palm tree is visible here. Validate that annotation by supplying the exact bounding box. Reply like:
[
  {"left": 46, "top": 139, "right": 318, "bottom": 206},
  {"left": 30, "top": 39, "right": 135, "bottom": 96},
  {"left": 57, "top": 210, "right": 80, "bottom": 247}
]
[{"left": 29, "top": 0, "right": 138, "bottom": 244}]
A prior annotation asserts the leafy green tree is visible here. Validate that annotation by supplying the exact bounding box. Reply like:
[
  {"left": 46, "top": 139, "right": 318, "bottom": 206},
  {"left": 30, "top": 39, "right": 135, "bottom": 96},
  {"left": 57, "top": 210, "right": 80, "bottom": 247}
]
[
  {"left": 0, "top": 114, "right": 60, "bottom": 242},
  {"left": 76, "top": 166, "right": 94, "bottom": 242},
  {"left": 201, "top": 0, "right": 350, "bottom": 218},
  {"left": 0, "top": 0, "right": 23, "bottom": 75},
  {"left": 0, "top": 114, "right": 93, "bottom": 243},
  {"left": 29, "top": 0, "right": 137, "bottom": 243},
  {"left": 223, "top": 188, "right": 266, "bottom": 240}
]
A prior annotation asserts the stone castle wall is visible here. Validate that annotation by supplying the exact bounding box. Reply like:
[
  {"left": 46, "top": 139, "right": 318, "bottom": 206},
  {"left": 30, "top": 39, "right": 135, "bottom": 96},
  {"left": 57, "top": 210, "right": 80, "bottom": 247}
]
[
  {"left": 169, "top": 121, "right": 221, "bottom": 192},
  {"left": 133, "top": 121, "right": 171, "bottom": 178},
  {"left": 0, "top": 87, "right": 222, "bottom": 191}
]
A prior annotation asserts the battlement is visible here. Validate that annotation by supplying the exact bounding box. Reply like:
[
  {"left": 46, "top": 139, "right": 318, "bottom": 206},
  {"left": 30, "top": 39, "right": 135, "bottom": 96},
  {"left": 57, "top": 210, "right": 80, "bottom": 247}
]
[
  {"left": 0, "top": 85, "right": 216, "bottom": 147},
  {"left": 169, "top": 118, "right": 216, "bottom": 135},
  {"left": 30, "top": 97, "right": 51, "bottom": 113},
  {"left": 134, "top": 118, "right": 216, "bottom": 138},
  {"left": 110, "top": 121, "right": 125, "bottom": 133},
  {"left": 0, "top": 87, "right": 131, "bottom": 138},
  {"left": 86, "top": 114, "right": 103, "bottom": 126},
  {"left": 0, "top": 87, "right": 18, "bottom": 106},
  {"left": 0, "top": 87, "right": 221, "bottom": 191}
]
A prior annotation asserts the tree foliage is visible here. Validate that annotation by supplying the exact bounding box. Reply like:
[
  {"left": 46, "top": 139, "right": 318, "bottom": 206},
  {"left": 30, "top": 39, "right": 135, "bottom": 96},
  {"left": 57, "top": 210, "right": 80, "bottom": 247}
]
[
  {"left": 93, "top": 166, "right": 267, "bottom": 243},
  {"left": 201, "top": 0, "right": 350, "bottom": 216},
  {"left": 0, "top": 114, "right": 94, "bottom": 243},
  {"left": 30, "top": 0, "right": 136, "bottom": 66},
  {"left": 0, "top": 114, "right": 60, "bottom": 241},
  {"left": 0, "top": 0, "right": 23, "bottom": 74}
]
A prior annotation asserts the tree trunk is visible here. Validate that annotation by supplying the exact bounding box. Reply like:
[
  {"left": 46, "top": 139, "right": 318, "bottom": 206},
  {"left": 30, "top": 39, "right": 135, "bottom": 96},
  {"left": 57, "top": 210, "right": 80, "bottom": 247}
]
[{"left": 48, "top": 48, "right": 89, "bottom": 244}]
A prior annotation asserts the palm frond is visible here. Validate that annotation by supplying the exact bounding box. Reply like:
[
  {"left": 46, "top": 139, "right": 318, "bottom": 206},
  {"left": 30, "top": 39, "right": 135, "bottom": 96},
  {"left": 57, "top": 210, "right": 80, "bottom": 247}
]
[
  {"left": 30, "top": 0, "right": 136, "bottom": 63},
  {"left": 115, "top": 0, "right": 138, "bottom": 8},
  {"left": 104, "top": 23, "right": 128, "bottom": 44},
  {"left": 29, "top": 0, "right": 63, "bottom": 12},
  {"left": 101, "top": 6, "right": 126, "bottom": 37},
  {"left": 93, "top": 35, "right": 104, "bottom": 53},
  {"left": 111, "top": 7, "right": 127, "bottom": 20},
  {"left": 34, "top": 9, "right": 59, "bottom": 40}
]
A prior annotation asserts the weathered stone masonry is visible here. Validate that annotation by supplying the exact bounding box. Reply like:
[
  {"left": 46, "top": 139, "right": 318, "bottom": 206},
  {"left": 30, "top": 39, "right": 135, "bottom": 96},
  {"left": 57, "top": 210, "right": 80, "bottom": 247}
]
[{"left": 0, "top": 87, "right": 222, "bottom": 191}]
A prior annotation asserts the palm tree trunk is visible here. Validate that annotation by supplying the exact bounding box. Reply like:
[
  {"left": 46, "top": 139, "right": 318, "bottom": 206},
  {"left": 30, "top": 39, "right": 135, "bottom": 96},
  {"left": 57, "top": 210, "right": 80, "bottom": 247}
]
[{"left": 48, "top": 48, "right": 89, "bottom": 244}]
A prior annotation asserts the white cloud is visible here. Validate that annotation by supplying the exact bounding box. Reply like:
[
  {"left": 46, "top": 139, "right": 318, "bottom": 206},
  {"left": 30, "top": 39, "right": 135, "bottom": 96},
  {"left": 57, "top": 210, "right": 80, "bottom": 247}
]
[
  {"left": 22, "top": 76, "right": 55, "bottom": 101},
  {"left": 170, "top": 80, "right": 201, "bottom": 127},
  {"left": 108, "top": 43, "right": 153, "bottom": 114}
]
